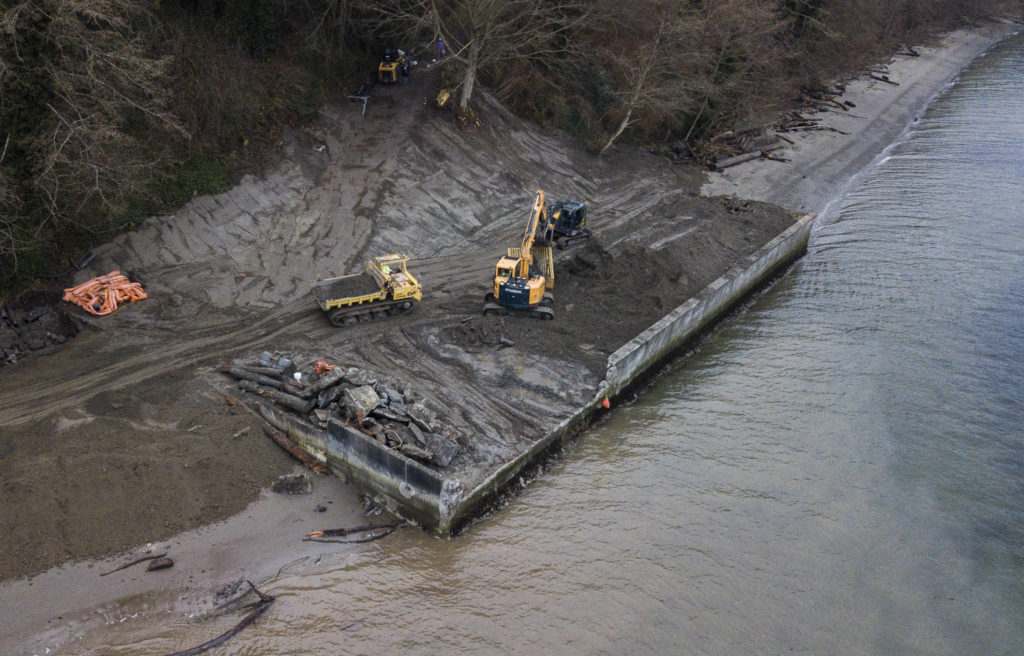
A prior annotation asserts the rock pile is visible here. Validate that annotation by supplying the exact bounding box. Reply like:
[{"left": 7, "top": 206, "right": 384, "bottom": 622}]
[
  {"left": 1, "top": 293, "right": 77, "bottom": 366},
  {"left": 227, "top": 352, "right": 461, "bottom": 468}
]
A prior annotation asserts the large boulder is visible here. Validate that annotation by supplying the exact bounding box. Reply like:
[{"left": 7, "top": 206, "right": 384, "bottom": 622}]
[{"left": 343, "top": 385, "right": 381, "bottom": 416}]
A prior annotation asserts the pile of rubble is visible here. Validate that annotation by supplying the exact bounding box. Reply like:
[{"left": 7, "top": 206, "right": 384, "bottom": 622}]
[
  {"left": 1, "top": 294, "right": 77, "bottom": 366},
  {"left": 226, "top": 352, "right": 461, "bottom": 468}
]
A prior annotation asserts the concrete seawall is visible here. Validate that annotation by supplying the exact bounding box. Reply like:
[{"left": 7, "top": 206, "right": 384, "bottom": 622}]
[{"left": 320, "top": 214, "right": 815, "bottom": 533}]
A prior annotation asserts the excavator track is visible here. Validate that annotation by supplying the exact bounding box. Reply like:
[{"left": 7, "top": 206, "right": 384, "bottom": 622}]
[
  {"left": 482, "top": 292, "right": 554, "bottom": 320},
  {"left": 328, "top": 299, "right": 417, "bottom": 326},
  {"left": 555, "top": 229, "right": 592, "bottom": 250}
]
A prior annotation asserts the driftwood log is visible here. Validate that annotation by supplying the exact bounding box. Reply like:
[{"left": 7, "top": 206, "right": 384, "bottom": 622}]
[
  {"left": 100, "top": 552, "right": 167, "bottom": 576},
  {"left": 163, "top": 581, "right": 274, "bottom": 656},
  {"left": 714, "top": 144, "right": 784, "bottom": 170},
  {"left": 261, "top": 421, "right": 328, "bottom": 474},
  {"left": 227, "top": 367, "right": 290, "bottom": 391},
  {"left": 237, "top": 380, "right": 314, "bottom": 413},
  {"left": 869, "top": 74, "right": 899, "bottom": 86}
]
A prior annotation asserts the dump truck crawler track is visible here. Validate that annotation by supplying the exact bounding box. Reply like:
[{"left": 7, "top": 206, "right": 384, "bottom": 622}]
[{"left": 329, "top": 299, "right": 417, "bottom": 326}]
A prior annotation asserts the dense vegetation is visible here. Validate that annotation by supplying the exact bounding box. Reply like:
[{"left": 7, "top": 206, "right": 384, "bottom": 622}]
[{"left": 0, "top": 0, "right": 1015, "bottom": 293}]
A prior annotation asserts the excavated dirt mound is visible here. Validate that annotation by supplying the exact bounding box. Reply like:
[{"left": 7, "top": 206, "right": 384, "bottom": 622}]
[{"left": 0, "top": 72, "right": 796, "bottom": 581}]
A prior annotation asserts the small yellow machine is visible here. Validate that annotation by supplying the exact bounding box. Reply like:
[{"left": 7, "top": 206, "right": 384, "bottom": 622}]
[
  {"left": 378, "top": 46, "right": 405, "bottom": 84},
  {"left": 313, "top": 254, "right": 422, "bottom": 326},
  {"left": 483, "top": 191, "right": 556, "bottom": 320}
]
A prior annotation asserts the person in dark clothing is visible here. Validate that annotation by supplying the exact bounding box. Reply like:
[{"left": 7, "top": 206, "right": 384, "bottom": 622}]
[
  {"left": 435, "top": 37, "right": 446, "bottom": 59},
  {"left": 400, "top": 60, "right": 409, "bottom": 85}
]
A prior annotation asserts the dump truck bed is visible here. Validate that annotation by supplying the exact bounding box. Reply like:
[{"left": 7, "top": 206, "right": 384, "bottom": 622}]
[{"left": 312, "top": 272, "right": 381, "bottom": 309}]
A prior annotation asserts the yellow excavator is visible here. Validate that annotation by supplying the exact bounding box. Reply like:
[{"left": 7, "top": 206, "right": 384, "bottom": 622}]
[{"left": 483, "top": 191, "right": 556, "bottom": 320}]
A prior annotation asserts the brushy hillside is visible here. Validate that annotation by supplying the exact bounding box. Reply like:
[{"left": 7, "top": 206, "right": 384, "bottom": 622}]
[{"left": 0, "top": 0, "right": 1016, "bottom": 292}]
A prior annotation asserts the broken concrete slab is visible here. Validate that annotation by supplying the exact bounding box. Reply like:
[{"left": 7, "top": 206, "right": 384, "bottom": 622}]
[{"left": 344, "top": 385, "right": 381, "bottom": 417}]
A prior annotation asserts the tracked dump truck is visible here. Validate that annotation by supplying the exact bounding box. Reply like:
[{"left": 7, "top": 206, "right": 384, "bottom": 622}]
[{"left": 313, "top": 254, "right": 422, "bottom": 326}]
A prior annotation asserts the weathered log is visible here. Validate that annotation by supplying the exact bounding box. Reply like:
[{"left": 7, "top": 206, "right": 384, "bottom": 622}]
[
  {"left": 238, "top": 380, "right": 314, "bottom": 413},
  {"left": 304, "top": 520, "right": 406, "bottom": 543},
  {"left": 100, "top": 552, "right": 167, "bottom": 576},
  {"left": 227, "top": 367, "right": 286, "bottom": 389},
  {"left": 261, "top": 421, "right": 327, "bottom": 474},
  {"left": 869, "top": 73, "right": 899, "bottom": 86},
  {"left": 239, "top": 364, "right": 286, "bottom": 378},
  {"left": 715, "top": 144, "right": 785, "bottom": 170}
]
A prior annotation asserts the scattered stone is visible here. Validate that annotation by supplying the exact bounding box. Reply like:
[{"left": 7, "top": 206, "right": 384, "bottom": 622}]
[
  {"left": 304, "top": 366, "right": 346, "bottom": 396},
  {"left": 317, "top": 384, "right": 344, "bottom": 409},
  {"left": 384, "top": 387, "right": 404, "bottom": 404},
  {"left": 426, "top": 432, "right": 459, "bottom": 467},
  {"left": 271, "top": 473, "right": 312, "bottom": 495},
  {"left": 146, "top": 556, "right": 174, "bottom": 572},
  {"left": 275, "top": 357, "right": 296, "bottom": 377},
  {"left": 407, "top": 421, "right": 426, "bottom": 446},
  {"left": 398, "top": 443, "right": 433, "bottom": 461},
  {"left": 344, "top": 367, "right": 377, "bottom": 387},
  {"left": 406, "top": 402, "right": 436, "bottom": 432},
  {"left": 343, "top": 385, "right": 380, "bottom": 416},
  {"left": 312, "top": 408, "right": 332, "bottom": 427},
  {"left": 370, "top": 406, "right": 409, "bottom": 424}
]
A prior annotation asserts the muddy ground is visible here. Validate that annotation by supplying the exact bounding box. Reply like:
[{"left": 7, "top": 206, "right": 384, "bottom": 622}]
[{"left": 0, "top": 69, "right": 795, "bottom": 582}]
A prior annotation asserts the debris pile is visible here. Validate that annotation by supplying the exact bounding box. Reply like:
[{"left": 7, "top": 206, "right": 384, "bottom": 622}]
[
  {"left": 226, "top": 352, "right": 462, "bottom": 468},
  {"left": 1, "top": 292, "right": 77, "bottom": 366}
]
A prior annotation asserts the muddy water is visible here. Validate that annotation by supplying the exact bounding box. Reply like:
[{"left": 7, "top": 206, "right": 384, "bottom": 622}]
[{"left": 49, "top": 36, "right": 1024, "bottom": 656}]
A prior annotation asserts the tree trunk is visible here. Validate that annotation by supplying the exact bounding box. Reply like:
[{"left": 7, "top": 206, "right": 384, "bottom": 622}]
[
  {"left": 458, "top": 41, "right": 480, "bottom": 111},
  {"left": 599, "top": 105, "right": 634, "bottom": 156}
]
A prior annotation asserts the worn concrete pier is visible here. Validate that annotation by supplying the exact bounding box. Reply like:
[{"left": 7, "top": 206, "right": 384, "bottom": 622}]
[{"left": 315, "top": 214, "right": 815, "bottom": 533}]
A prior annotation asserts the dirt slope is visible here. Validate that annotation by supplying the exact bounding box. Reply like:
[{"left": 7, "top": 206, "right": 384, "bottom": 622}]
[{"left": 0, "top": 72, "right": 795, "bottom": 582}]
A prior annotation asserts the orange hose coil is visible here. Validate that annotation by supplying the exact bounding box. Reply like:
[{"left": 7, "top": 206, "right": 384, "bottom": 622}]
[{"left": 62, "top": 270, "right": 147, "bottom": 316}]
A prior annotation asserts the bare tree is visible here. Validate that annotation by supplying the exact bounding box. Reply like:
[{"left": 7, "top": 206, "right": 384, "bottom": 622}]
[
  {"left": 304, "top": 0, "right": 358, "bottom": 57},
  {"left": 364, "top": 0, "right": 588, "bottom": 111},
  {"left": 586, "top": 0, "right": 696, "bottom": 155},
  {"left": 0, "top": 0, "right": 180, "bottom": 265}
]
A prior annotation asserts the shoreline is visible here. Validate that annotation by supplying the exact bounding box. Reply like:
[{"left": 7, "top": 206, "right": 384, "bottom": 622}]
[{"left": 1, "top": 20, "right": 1019, "bottom": 655}]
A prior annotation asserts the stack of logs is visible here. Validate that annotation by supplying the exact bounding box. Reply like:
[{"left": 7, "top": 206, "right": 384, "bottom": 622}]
[
  {"left": 671, "top": 80, "right": 891, "bottom": 170},
  {"left": 226, "top": 353, "right": 461, "bottom": 468}
]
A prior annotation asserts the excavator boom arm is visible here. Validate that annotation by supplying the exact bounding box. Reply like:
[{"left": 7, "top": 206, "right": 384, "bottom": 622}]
[{"left": 517, "top": 190, "right": 547, "bottom": 272}]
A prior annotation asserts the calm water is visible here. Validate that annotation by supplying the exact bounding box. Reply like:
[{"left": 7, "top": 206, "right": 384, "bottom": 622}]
[{"left": 77, "top": 35, "right": 1024, "bottom": 655}]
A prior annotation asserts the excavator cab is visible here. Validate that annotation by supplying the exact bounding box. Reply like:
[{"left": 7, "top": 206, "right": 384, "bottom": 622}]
[
  {"left": 548, "top": 200, "right": 590, "bottom": 249},
  {"left": 493, "top": 257, "right": 545, "bottom": 309}
]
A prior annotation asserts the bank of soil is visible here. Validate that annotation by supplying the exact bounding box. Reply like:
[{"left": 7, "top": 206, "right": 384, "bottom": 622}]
[{"left": 0, "top": 69, "right": 795, "bottom": 582}]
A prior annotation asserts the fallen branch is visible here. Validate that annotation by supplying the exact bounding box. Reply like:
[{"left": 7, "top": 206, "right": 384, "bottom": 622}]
[
  {"left": 304, "top": 520, "right": 406, "bottom": 543},
  {"left": 261, "top": 421, "right": 328, "bottom": 474},
  {"left": 714, "top": 145, "right": 784, "bottom": 170},
  {"left": 869, "top": 74, "right": 899, "bottom": 86},
  {"left": 101, "top": 552, "right": 167, "bottom": 576},
  {"left": 163, "top": 581, "right": 274, "bottom": 656}
]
